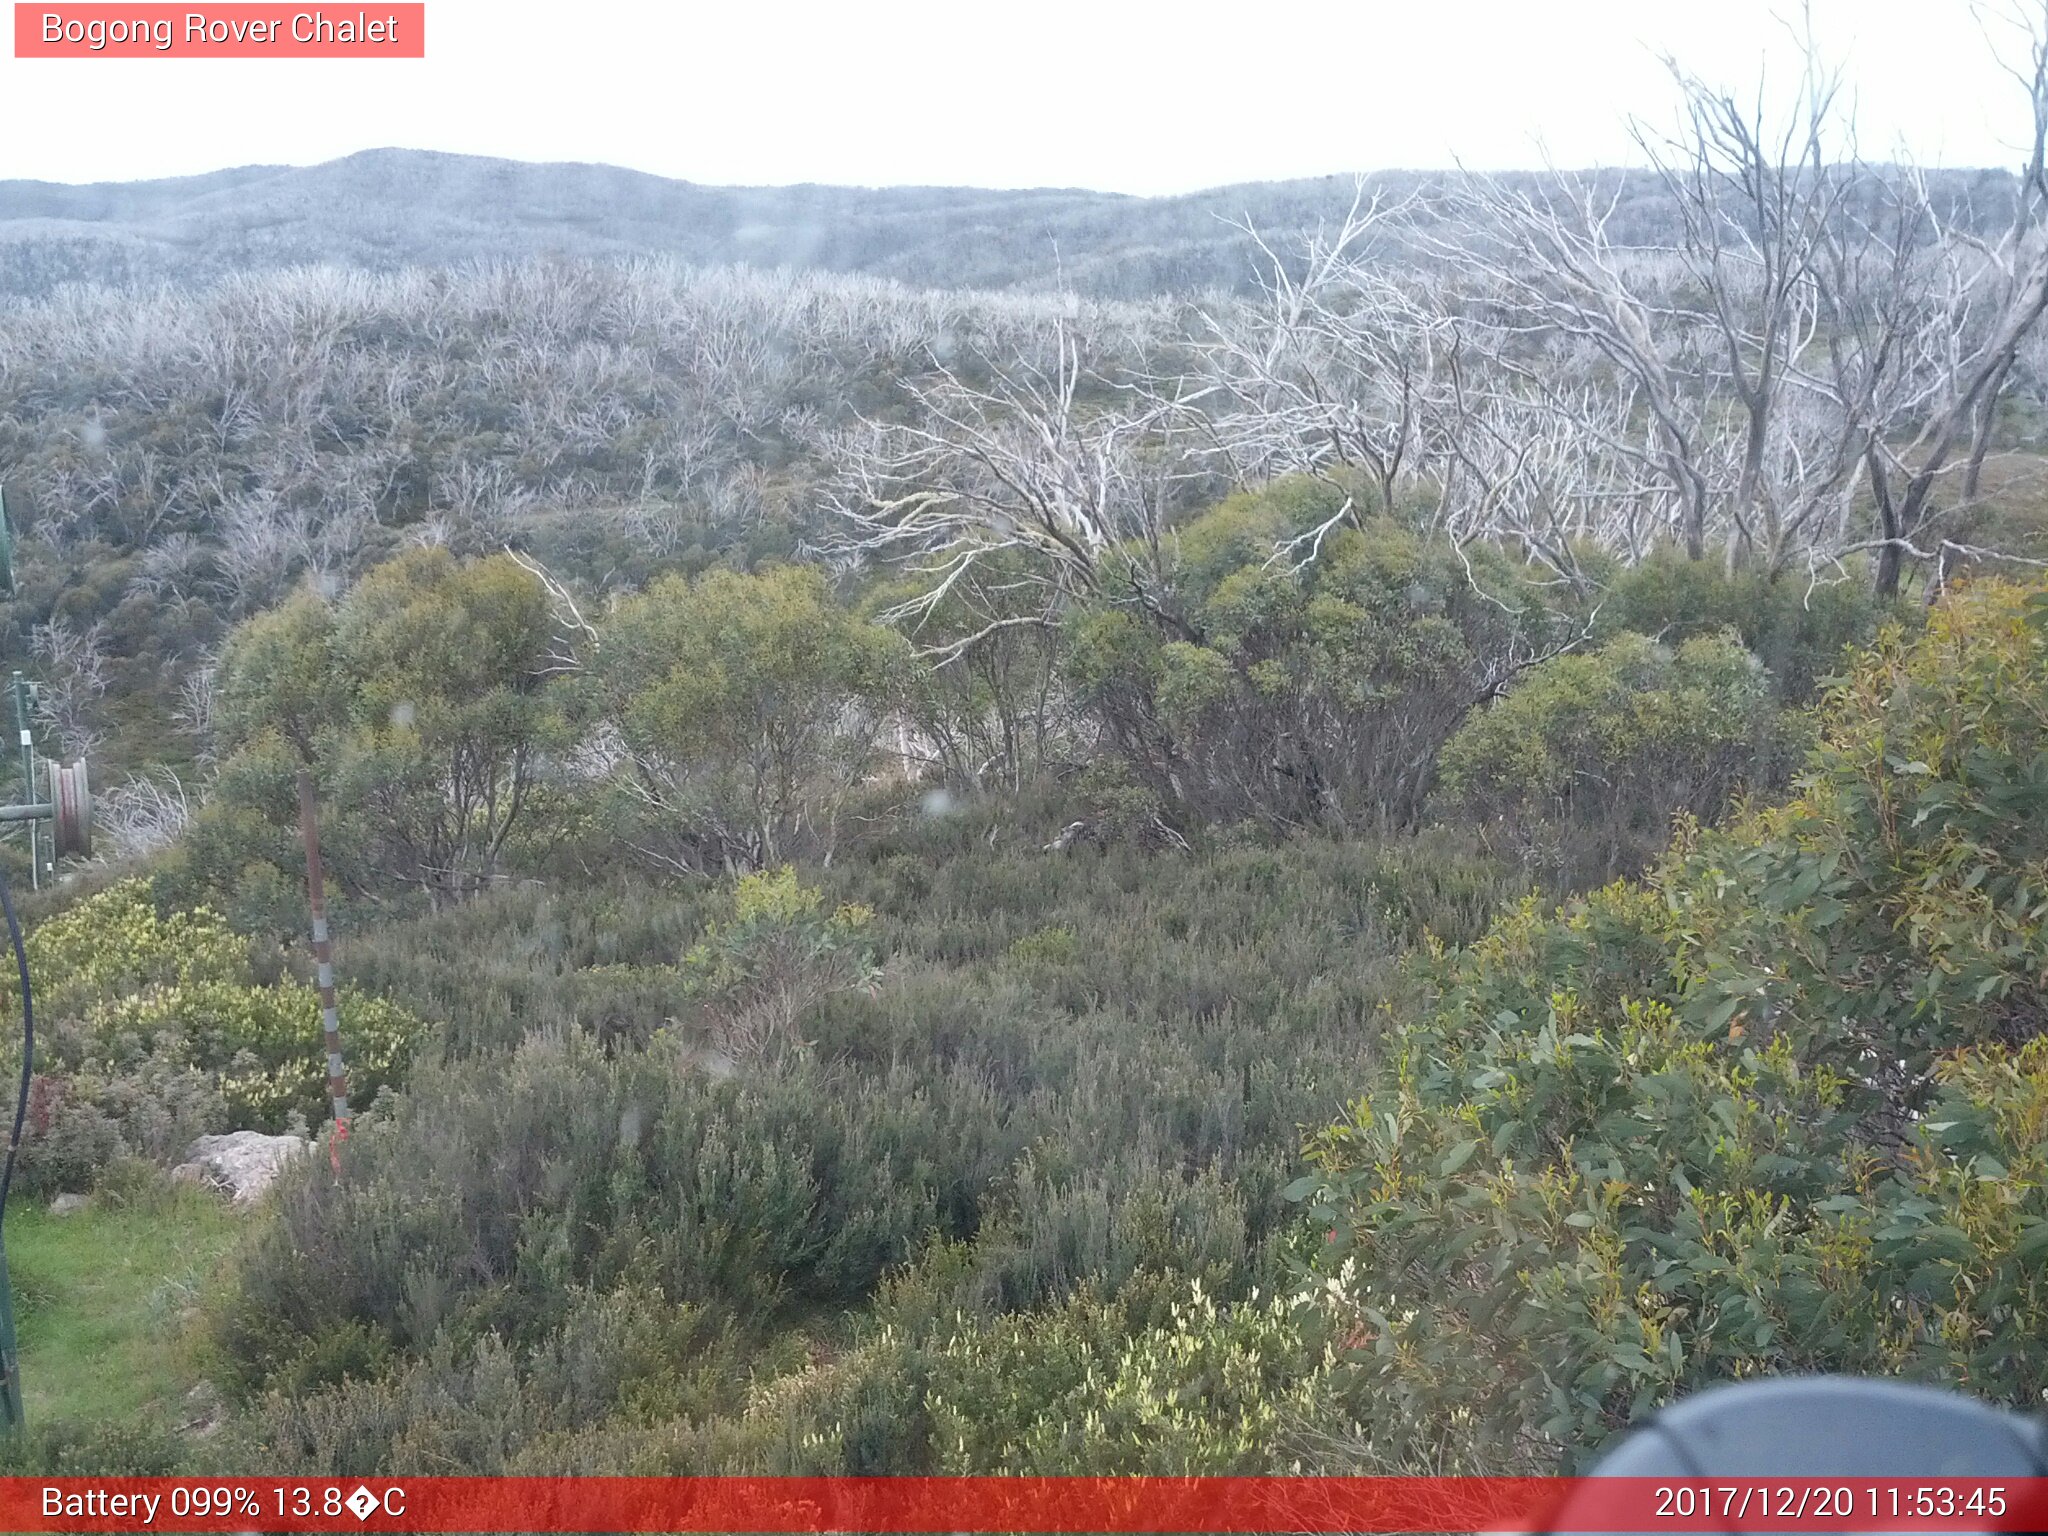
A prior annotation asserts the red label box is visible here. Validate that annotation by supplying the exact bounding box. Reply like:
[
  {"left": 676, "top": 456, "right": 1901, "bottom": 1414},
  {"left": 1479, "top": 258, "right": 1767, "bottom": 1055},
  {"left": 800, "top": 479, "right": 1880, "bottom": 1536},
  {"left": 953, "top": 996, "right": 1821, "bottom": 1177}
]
[
  {"left": 5, "top": 1477, "right": 2048, "bottom": 1533},
  {"left": 15, "top": 3, "right": 424, "bottom": 56}
]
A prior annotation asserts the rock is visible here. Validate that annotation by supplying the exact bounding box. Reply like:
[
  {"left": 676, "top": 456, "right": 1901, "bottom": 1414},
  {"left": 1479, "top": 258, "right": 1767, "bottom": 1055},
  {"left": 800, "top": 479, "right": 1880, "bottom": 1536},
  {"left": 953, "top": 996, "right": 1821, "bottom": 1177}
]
[
  {"left": 1044, "top": 819, "right": 1092, "bottom": 854},
  {"left": 180, "top": 1380, "right": 222, "bottom": 1437},
  {"left": 48, "top": 1193, "right": 88, "bottom": 1216},
  {"left": 174, "top": 1131, "right": 312, "bottom": 1206}
]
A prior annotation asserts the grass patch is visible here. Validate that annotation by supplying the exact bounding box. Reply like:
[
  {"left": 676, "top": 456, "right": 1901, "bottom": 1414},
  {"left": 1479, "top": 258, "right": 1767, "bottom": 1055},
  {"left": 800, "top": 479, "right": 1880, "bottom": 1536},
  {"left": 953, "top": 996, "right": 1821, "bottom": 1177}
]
[{"left": 3, "top": 1184, "right": 243, "bottom": 1429}]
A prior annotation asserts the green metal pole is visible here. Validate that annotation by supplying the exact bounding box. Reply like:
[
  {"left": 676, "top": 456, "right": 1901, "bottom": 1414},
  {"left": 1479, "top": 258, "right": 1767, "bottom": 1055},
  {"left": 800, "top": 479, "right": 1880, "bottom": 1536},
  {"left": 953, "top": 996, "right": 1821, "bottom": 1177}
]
[
  {"left": 3, "top": 488, "right": 32, "bottom": 888},
  {"left": 0, "top": 862, "right": 29, "bottom": 1433},
  {"left": 0, "top": 491, "right": 29, "bottom": 1427},
  {"left": 0, "top": 1238, "right": 23, "bottom": 1429},
  {"left": 9, "top": 676, "right": 33, "bottom": 894}
]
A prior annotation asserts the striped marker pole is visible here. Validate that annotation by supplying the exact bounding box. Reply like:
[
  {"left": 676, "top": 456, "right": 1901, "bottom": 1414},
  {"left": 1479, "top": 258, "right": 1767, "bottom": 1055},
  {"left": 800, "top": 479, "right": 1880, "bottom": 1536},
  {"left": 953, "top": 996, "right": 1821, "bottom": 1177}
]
[{"left": 296, "top": 767, "right": 350, "bottom": 1172}]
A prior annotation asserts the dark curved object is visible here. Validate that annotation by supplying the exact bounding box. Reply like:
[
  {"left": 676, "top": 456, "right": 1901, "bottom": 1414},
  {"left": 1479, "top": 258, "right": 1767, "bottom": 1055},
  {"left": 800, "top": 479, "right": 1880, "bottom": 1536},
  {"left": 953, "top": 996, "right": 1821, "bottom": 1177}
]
[
  {"left": 1550, "top": 1377, "right": 2048, "bottom": 1534},
  {"left": 0, "top": 864, "right": 30, "bottom": 1427},
  {"left": 0, "top": 865, "right": 30, "bottom": 1220}
]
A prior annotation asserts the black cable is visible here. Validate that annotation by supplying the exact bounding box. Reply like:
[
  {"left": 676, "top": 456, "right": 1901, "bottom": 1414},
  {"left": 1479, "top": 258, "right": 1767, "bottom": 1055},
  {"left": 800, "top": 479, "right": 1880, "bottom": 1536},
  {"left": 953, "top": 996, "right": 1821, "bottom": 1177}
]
[{"left": 0, "top": 867, "right": 31, "bottom": 1223}]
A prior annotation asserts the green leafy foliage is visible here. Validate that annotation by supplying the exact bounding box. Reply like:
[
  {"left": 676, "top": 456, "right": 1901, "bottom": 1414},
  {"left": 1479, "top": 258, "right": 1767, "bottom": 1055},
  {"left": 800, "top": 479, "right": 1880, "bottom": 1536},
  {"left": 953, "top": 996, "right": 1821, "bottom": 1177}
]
[
  {"left": 1598, "top": 552, "right": 1898, "bottom": 705},
  {"left": 5, "top": 477, "right": 2027, "bottom": 1480},
  {"left": 681, "top": 867, "right": 879, "bottom": 1061},
  {"left": 697, "top": 1276, "right": 1354, "bottom": 1475},
  {"left": 211, "top": 829, "right": 1521, "bottom": 1466},
  {"left": 599, "top": 565, "right": 907, "bottom": 873},
  {"left": 1298, "top": 578, "right": 2048, "bottom": 1470},
  {"left": 0, "top": 881, "right": 426, "bottom": 1190},
  {"left": 1437, "top": 629, "right": 1786, "bottom": 878},
  {"left": 1066, "top": 479, "right": 1567, "bottom": 831},
  {"left": 199, "top": 548, "right": 569, "bottom": 911}
]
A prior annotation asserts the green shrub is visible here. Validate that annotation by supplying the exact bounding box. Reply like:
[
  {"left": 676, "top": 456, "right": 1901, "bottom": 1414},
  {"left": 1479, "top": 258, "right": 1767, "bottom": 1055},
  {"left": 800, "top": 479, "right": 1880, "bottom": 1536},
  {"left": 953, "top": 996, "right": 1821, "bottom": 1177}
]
[
  {"left": 1298, "top": 577, "right": 2048, "bottom": 1472},
  {"left": 218, "top": 1032, "right": 970, "bottom": 1384},
  {"left": 334, "top": 880, "right": 726, "bottom": 1060},
  {"left": 1436, "top": 629, "right": 1785, "bottom": 878},
  {"left": 681, "top": 867, "right": 878, "bottom": 1061},
  {"left": 598, "top": 565, "right": 906, "bottom": 873},
  {"left": 1065, "top": 479, "right": 1570, "bottom": 832},
  {"left": 17, "top": 1051, "right": 224, "bottom": 1197},
  {"left": 666, "top": 1272, "right": 1358, "bottom": 1476},
  {"left": 0, "top": 881, "right": 427, "bottom": 1185},
  {"left": 217, "top": 828, "right": 1468, "bottom": 1445},
  {"left": 93, "top": 980, "right": 421, "bottom": 1128},
  {"left": 0, "top": 1419, "right": 233, "bottom": 1476},
  {"left": 251, "top": 1287, "right": 745, "bottom": 1475},
  {"left": 208, "top": 549, "right": 572, "bottom": 910},
  {"left": 1599, "top": 553, "right": 1897, "bottom": 705},
  {"left": 1006, "top": 926, "right": 1080, "bottom": 968},
  {"left": 919, "top": 1279, "right": 1345, "bottom": 1473}
]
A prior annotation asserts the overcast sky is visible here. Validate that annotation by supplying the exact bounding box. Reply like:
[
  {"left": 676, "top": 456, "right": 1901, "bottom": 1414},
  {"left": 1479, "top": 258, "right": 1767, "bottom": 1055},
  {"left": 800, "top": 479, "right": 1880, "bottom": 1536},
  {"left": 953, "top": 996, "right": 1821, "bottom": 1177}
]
[{"left": 0, "top": 0, "right": 2033, "bottom": 194}]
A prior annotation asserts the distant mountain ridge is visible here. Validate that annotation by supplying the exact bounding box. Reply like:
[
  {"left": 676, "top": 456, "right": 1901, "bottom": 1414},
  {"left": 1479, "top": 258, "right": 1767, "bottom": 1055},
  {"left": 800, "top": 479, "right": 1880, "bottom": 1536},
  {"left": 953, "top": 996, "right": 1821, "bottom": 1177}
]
[
  {"left": 0, "top": 148, "right": 1254, "bottom": 297},
  {"left": 0, "top": 147, "right": 2019, "bottom": 300}
]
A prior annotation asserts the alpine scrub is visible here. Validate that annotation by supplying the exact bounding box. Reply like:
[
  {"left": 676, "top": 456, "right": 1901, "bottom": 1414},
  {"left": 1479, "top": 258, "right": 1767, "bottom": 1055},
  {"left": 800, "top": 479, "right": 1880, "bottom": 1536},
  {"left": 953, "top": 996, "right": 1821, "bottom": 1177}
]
[
  {"left": 1297, "top": 579, "right": 2048, "bottom": 1471},
  {"left": 0, "top": 882, "right": 425, "bottom": 1182}
]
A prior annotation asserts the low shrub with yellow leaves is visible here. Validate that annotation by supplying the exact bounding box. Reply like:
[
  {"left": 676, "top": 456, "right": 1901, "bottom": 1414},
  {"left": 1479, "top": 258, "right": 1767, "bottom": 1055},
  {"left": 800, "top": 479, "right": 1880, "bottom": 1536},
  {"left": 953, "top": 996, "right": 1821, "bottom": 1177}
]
[{"left": 0, "top": 881, "right": 427, "bottom": 1191}]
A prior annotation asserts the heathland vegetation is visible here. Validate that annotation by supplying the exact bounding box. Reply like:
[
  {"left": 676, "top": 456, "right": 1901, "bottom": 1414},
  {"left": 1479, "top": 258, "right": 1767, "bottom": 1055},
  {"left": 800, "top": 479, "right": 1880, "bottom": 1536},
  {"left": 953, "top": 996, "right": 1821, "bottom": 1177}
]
[{"left": 2, "top": 14, "right": 2048, "bottom": 1478}]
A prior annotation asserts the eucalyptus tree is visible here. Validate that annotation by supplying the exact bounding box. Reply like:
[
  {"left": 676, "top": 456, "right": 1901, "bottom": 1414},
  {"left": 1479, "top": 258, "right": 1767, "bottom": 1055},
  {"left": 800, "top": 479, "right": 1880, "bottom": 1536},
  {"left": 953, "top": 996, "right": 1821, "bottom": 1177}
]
[{"left": 213, "top": 549, "right": 567, "bottom": 906}]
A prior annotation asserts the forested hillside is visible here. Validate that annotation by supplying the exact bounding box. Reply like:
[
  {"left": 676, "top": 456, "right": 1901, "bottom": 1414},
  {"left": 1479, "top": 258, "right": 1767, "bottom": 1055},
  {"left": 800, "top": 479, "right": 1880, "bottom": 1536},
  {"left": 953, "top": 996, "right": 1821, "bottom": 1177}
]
[
  {"left": 0, "top": 149, "right": 2025, "bottom": 299},
  {"left": 2, "top": 16, "right": 2048, "bottom": 1482}
]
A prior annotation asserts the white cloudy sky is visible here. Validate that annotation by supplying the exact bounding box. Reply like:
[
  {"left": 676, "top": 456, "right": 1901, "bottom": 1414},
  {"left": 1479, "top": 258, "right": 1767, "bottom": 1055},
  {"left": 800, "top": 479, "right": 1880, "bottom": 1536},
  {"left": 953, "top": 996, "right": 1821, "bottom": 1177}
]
[{"left": 0, "top": 0, "right": 2034, "bottom": 192}]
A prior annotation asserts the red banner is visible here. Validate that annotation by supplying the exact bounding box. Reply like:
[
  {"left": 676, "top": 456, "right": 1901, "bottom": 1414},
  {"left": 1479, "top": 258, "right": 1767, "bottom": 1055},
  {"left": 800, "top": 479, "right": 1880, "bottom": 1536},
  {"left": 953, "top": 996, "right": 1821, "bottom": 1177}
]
[
  {"left": 14, "top": 5, "right": 424, "bottom": 57},
  {"left": 5, "top": 1476, "right": 2048, "bottom": 1532}
]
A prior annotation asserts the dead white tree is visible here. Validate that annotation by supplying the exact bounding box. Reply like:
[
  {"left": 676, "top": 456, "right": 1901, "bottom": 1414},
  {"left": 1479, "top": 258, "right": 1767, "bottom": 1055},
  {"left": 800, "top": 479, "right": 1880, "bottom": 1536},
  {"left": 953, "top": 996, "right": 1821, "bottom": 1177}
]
[
  {"left": 213, "top": 487, "right": 316, "bottom": 611},
  {"left": 1427, "top": 3, "right": 2048, "bottom": 593},
  {"left": 97, "top": 768, "right": 193, "bottom": 860},
  {"left": 503, "top": 547, "right": 600, "bottom": 676},
  {"left": 1837, "top": 1, "right": 2048, "bottom": 594},
  {"left": 1433, "top": 350, "right": 1662, "bottom": 594},
  {"left": 826, "top": 321, "right": 1198, "bottom": 658},
  {"left": 29, "top": 618, "right": 109, "bottom": 762},
  {"left": 1165, "top": 186, "right": 1447, "bottom": 518},
  {"left": 1426, "top": 165, "right": 1715, "bottom": 560}
]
